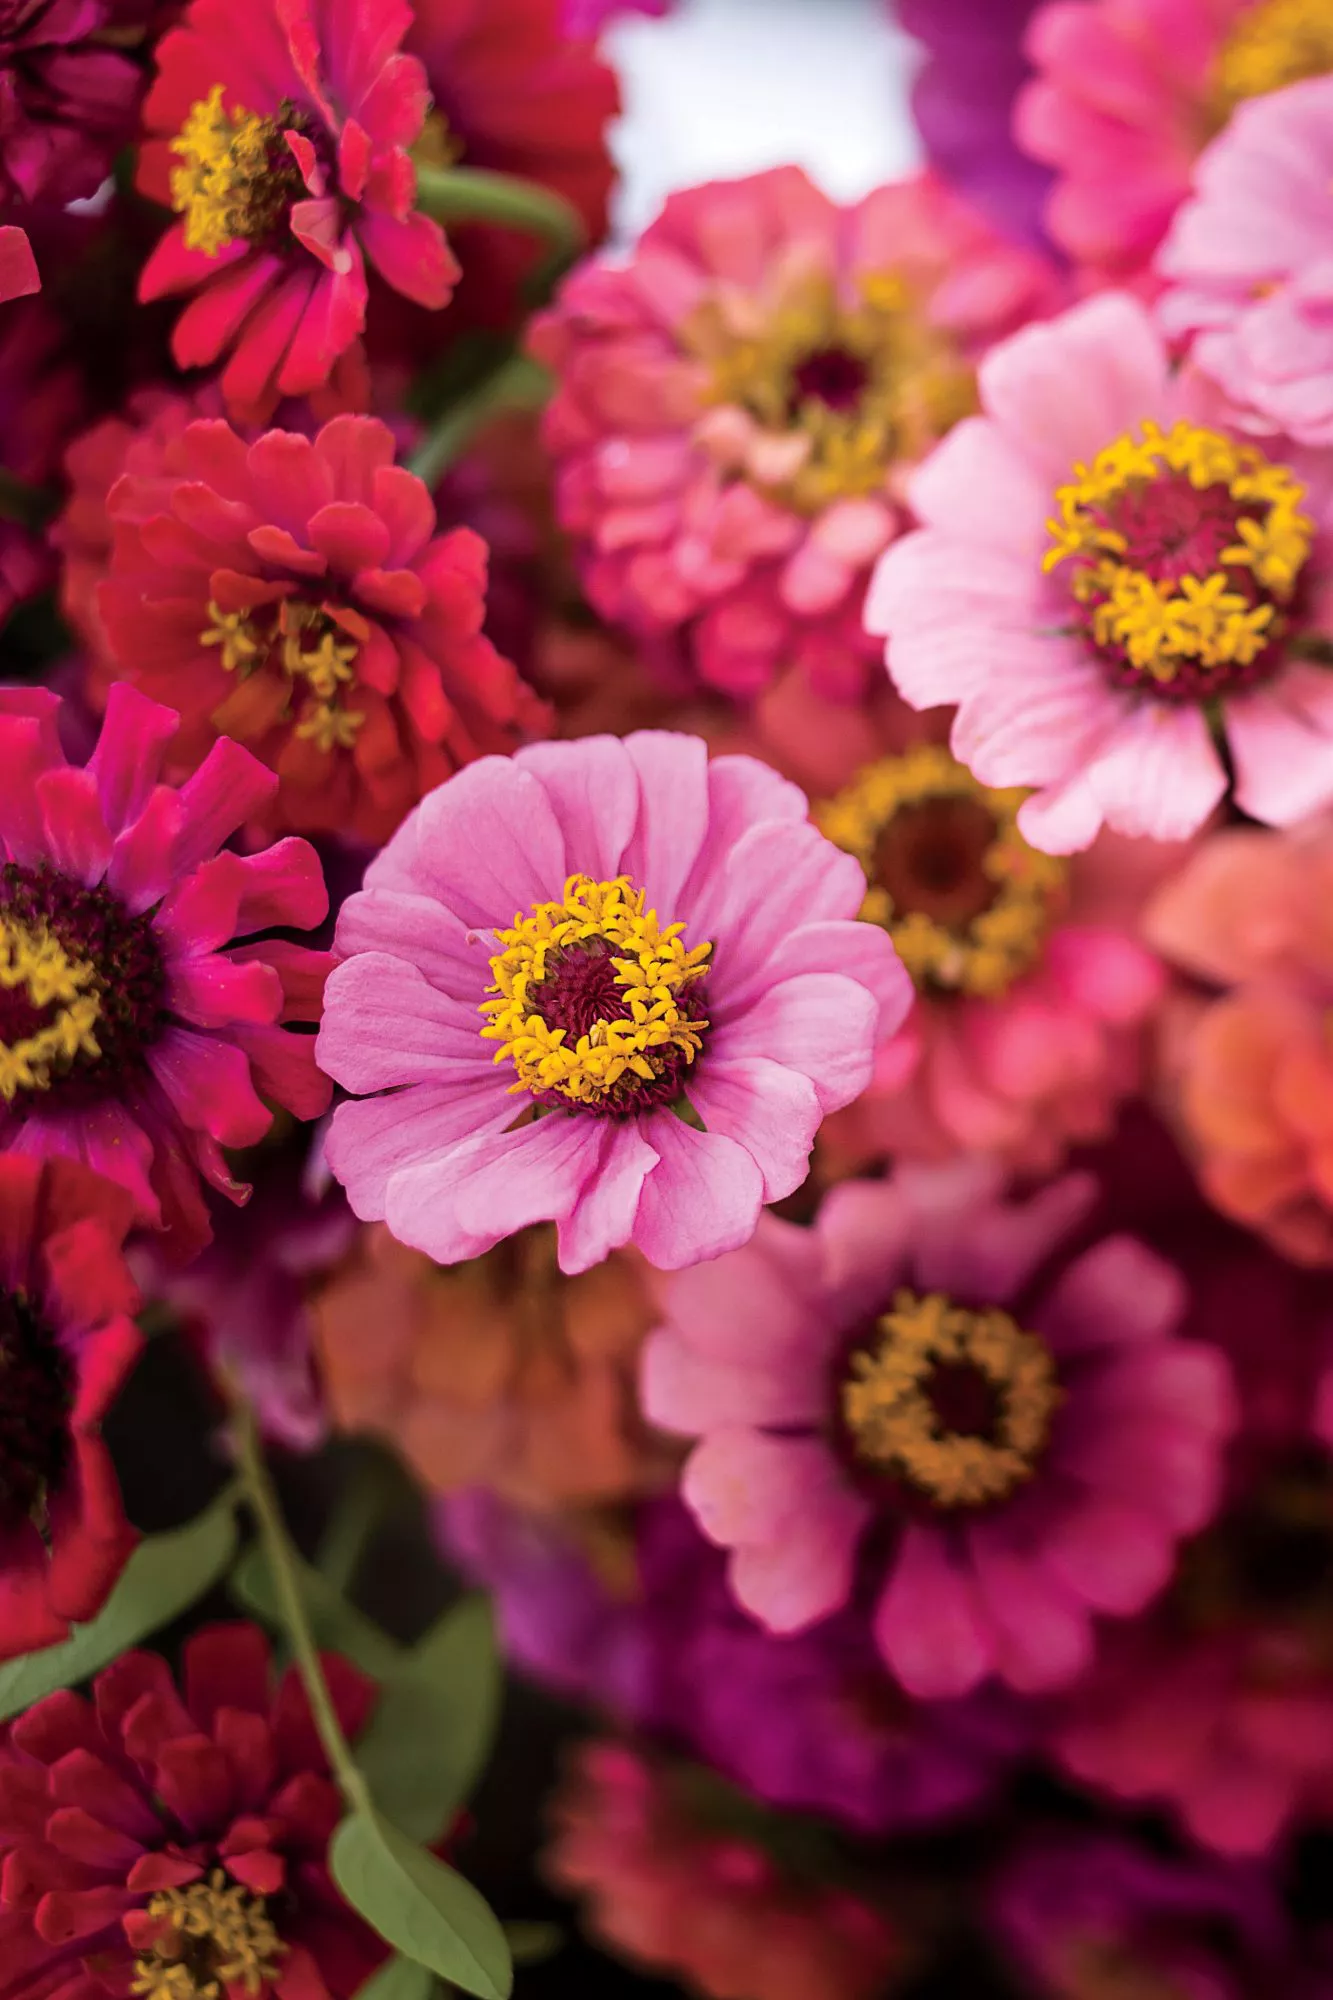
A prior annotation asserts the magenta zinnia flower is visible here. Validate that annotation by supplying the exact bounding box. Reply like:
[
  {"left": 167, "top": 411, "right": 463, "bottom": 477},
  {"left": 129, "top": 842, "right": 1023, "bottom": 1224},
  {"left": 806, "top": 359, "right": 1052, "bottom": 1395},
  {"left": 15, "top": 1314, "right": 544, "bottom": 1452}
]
[
  {"left": 869, "top": 291, "right": 1333, "bottom": 851},
  {"left": 0, "top": 683, "right": 332, "bottom": 1261},
  {"left": 0, "top": 0, "right": 155, "bottom": 210},
  {"left": 1159, "top": 74, "right": 1333, "bottom": 446},
  {"left": 318, "top": 732, "right": 910, "bottom": 1274},
  {"left": 643, "top": 1162, "right": 1236, "bottom": 1699},
  {"left": 136, "top": 0, "right": 456, "bottom": 415},
  {"left": 531, "top": 167, "right": 1058, "bottom": 702}
]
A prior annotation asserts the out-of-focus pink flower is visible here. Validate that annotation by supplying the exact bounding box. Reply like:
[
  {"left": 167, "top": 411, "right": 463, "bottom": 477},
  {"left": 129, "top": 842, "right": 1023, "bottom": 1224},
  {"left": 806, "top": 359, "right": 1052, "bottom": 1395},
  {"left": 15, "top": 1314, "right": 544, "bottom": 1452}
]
[
  {"left": 0, "top": 228, "right": 38, "bottom": 302},
  {"left": 318, "top": 732, "right": 910, "bottom": 1275},
  {"left": 1147, "top": 823, "right": 1333, "bottom": 1265},
  {"left": 1159, "top": 74, "right": 1333, "bottom": 445},
  {"left": 532, "top": 167, "right": 1059, "bottom": 703},
  {"left": 544, "top": 1741, "right": 901, "bottom": 2000},
  {"left": 645, "top": 1162, "right": 1236, "bottom": 1699},
  {"left": 561, "top": 0, "right": 669, "bottom": 34},
  {"left": 136, "top": 0, "right": 456, "bottom": 417},
  {"left": 870, "top": 291, "right": 1333, "bottom": 851},
  {"left": 1016, "top": 0, "right": 1333, "bottom": 289},
  {"left": 0, "top": 0, "right": 156, "bottom": 210}
]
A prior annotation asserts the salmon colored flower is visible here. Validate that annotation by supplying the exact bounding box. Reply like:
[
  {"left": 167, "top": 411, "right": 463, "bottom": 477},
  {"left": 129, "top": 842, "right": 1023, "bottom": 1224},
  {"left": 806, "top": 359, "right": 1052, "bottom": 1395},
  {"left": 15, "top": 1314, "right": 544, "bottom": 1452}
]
[
  {"left": 0, "top": 1156, "right": 141, "bottom": 1660},
  {"left": 1148, "top": 823, "right": 1333, "bottom": 1266},
  {"left": 92, "top": 409, "right": 545, "bottom": 845},
  {"left": 311, "top": 1223, "right": 668, "bottom": 1508},
  {"left": 531, "top": 166, "right": 1059, "bottom": 702},
  {"left": 136, "top": 0, "right": 456, "bottom": 415}
]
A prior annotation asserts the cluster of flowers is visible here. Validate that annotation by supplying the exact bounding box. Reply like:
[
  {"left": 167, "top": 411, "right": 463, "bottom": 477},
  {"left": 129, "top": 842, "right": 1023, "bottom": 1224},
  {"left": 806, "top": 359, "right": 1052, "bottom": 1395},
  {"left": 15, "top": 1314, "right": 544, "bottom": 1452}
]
[{"left": 3, "top": 0, "right": 1333, "bottom": 1992}]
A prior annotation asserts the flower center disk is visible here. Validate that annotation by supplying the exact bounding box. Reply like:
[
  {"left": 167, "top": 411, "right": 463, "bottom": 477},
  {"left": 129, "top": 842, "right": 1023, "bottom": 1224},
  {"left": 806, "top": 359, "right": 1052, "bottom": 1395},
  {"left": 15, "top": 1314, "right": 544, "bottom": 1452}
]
[
  {"left": 0, "top": 1289, "right": 73, "bottom": 1531},
  {"left": 841, "top": 1288, "right": 1059, "bottom": 1509},
  {"left": 480, "top": 874, "right": 712, "bottom": 1116},
  {"left": 815, "top": 746, "right": 1066, "bottom": 998},
  {"left": 132, "top": 1869, "right": 285, "bottom": 1999},
  {"left": 1214, "top": 0, "right": 1333, "bottom": 111},
  {"left": 1045, "top": 419, "right": 1313, "bottom": 699},
  {"left": 202, "top": 597, "right": 365, "bottom": 752},
  {"left": 170, "top": 85, "right": 309, "bottom": 257}
]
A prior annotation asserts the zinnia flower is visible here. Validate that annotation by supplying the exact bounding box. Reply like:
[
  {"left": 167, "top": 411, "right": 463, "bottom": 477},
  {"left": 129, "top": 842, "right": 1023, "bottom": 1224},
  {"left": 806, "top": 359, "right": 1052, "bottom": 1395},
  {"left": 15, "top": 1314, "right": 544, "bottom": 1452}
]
[
  {"left": 0, "top": 682, "right": 331, "bottom": 1259},
  {"left": 312, "top": 1223, "right": 667, "bottom": 1507},
  {"left": 1148, "top": 824, "right": 1333, "bottom": 1265},
  {"left": 869, "top": 291, "right": 1333, "bottom": 851},
  {"left": 1158, "top": 74, "right": 1333, "bottom": 446},
  {"left": 92, "top": 409, "right": 545, "bottom": 845},
  {"left": 0, "top": 1622, "right": 388, "bottom": 1997},
  {"left": 0, "top": 1155, "right": 141, "bottom": 1660},
  {"left": 530, "top": 166, "right": 1059, "bottom": 702},
  {"left": 544, "top": 1741, "right": 901, "bottom": 2000},
  {"left": 0, "top": 0, "right": 156, "bottom": 210},
  {"left": 318, "top": 731, "right": 910, "bottom": 1274},
  {"left": 643, "top": 1162, "right": 1236, "bottom": 1698},
  {"left": 0, "top": 226, "right": 38, "bottom": 302},
  {"left": 1016, "top": 0, "right": 1333, "bottom": 288},
  {"left": 135, "top": 0, "right": 456, "bottom": 415}
]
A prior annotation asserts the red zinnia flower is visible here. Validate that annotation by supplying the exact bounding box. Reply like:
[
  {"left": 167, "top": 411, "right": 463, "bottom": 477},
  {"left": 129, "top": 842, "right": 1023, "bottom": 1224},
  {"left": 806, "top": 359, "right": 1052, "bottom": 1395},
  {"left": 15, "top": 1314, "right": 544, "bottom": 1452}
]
[
  {"left": 135, "top": 0, "right": 457, "bottom": 415},
  {"left": 0, "top": 1622, "right": 388, "bottom": 1997},
  {"left": 0, "top": 683, "right": 332, "bottom": 1261},
  {"left": 92, "top": 409, "right": 545, "bottom": 843},
  {"left": 0, "top": 1155, "right": 141, "bottom": 1660}
]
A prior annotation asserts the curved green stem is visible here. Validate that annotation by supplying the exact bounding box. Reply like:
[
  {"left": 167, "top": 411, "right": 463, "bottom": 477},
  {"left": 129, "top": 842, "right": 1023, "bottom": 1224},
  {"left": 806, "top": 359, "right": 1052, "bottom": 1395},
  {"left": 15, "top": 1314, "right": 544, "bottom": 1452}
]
[
  {"left": 407, "top": 351, "right": 550, "bottom": 488},
  {"left": 414, "top": 163, "right": 586, "bottom": 302},
  {"left": 232, "top": 1399, "right": 373, "bottom": 1815}
]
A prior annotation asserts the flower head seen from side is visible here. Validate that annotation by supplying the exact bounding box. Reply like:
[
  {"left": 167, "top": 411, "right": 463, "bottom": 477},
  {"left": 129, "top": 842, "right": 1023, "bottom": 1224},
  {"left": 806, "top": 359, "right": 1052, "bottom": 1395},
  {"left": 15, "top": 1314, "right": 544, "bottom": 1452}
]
[
  {"left": 0, "top": 683, "right": 332, "bottom": 1261},
  {"left": 0, "top": 1622, "right": 388, "bottom": 1998},
  {"left": 318, "top": 731, "right": 911, "bottom": 1275},
  {"left": 1017, "top": 0, "right": 1333, "bottom": 289},
  {"left": 531, "top": 167, "right": 1060, "bottom": 703},
  {"left": 869, "top": 291, "right": 1333, "bottom": 853},
  {"left": 135, "top": 0, "right": 457, "bottom": 416},
  {"left": 1158, "top": 74, "right": 1333, "bottom": 447},
  {"left": 93, "top": 410, "right": 545, "bottom": 846},
  {"left": 0, "top": 1156, "right": 142, "bottom": 1660},
  {"left": 643, "top": 1162, "right": 1236, "bottom": 1699}
]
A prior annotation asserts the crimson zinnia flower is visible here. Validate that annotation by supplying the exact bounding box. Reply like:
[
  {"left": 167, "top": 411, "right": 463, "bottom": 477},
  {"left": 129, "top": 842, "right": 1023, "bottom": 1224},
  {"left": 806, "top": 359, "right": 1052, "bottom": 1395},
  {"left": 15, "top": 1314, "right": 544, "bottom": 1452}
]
[
  {"left": 0, "top": 1622, "right": 387, "bottom": 1997},
  {"left": 135, "top": 0, "right": 456, "bottom": 414},
  {"left": 0, "top": 683, "right": 332, "bottom": 1261},
  {"left": 0, "top": 1155, "right": 141, "bottom": 1660},
  {"left": 95, "top": 409, "right": 545, "bottom": 844}
]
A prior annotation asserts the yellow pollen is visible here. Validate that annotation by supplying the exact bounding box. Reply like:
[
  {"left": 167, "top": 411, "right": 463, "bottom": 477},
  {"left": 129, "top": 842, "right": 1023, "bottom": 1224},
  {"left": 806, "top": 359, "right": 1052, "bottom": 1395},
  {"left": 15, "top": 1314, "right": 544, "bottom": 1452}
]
[
  {"left": 842, "top": 1289, "right": 1060, "bottom": 1509},
  {"left": 814, "top": 745, "right": 1065, "bottom": 999},
  {"left": 200, "top": 600, "right": 365, "bottom": 752},
  {"left": 170, "top": 85, "right": 294, "bottom": 257},
  {"left": 0, "top": 914, "right": 101, "bottom": 1101},
  {"left": 480, "top": 873, "right": 712, "bottom": 1109},
  {"left": 1214, "top": 0, "right": 1333, "bottom": 110},
  {"left": 686, "top": 269, "right": 976, "bottom": 515},
  {"left": 130, "top": 1870, "right": 285, "bottom": 2000},
  {"left": 1043, "top": 419, "right": 1313, "bottom": 683}
]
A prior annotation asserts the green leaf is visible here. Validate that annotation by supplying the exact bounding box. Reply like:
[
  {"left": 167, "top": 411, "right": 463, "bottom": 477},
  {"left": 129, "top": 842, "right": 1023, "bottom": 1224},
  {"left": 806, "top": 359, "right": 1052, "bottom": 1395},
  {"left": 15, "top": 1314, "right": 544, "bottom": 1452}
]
[
  {"left": 332, "top": 1810, "right": 512, "bottom": 2000},
  {"left": 230, "top": 1541, "right": 401, "bottom": 1680},
  {"left": 0, "top": 1490, "right": 238, "bottom": 1722},
  {"left": 354, "top": 1596, "right": 501, "bottom": 1844},
  {"left": 355, "top": 1953, "right": 447, "bottom": 2000},
  {"left": 503, "top": 1922, "right": 562, "bottom": 1967}
]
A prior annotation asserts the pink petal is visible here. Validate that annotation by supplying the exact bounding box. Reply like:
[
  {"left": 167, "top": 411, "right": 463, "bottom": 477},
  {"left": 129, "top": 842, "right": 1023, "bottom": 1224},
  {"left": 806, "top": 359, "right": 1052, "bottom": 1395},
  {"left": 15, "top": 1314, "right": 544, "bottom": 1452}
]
[
  {"left": 631, "top": 1112, "right": 765, "bottom": 1268},
  {"left": 324, "top": 1079, "right": 513, "bottom": 1221},
  {"left": 555, "top": 1120, "right": 658, "bottom": 1274},
  {"left": 1037, "top": 1235, "right": 1187, "bottom": 1357},
  {"left": 874, "top": 1525, "right": 996, "bottom": 1698},
  {"left": 687, "top": 1056, "right": 820, "bottom": 1202},
  {"left": 317, "top": 952, "right": 492, "bottom": 1091},
  {"left": 384, "top": 1114, "right": 606, "bottom": 1265}
]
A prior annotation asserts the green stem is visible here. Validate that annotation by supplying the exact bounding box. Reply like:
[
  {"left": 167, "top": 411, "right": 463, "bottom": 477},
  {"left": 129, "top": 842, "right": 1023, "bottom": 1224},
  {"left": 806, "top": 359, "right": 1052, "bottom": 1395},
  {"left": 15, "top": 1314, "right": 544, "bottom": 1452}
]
[
  {"left": 232, "top": 1400, "right": 372, "bottom": 1814},
  {"left": 407, "top": 351, "right": 550, "bottom": 489},
  {"left": 414, "top": 163, "right": 586, "bottom": 301}
]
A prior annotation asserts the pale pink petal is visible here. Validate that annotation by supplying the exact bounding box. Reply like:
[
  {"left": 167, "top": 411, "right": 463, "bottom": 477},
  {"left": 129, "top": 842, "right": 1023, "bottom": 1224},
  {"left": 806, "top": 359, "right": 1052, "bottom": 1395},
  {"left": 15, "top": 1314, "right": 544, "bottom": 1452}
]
[
  {"left": 977, "top": 292, "right": 1169, "bottom": 481},
  {"left": 966, "top": 1520, "right": 1095, "bottom": 1692},
  {"left": 641, "top": 1321, "right": 827, "bottom": 1433},
  {"left": 324, "top": 1081, "right": 513, "bottom": 1221},
  {"left": 874, "top": 1526, "right": 996, "bottom": 1698},
  {"left": 686, "top": 1056, "right": 821, "bottom": 1202},
  {"left": 1083, "top": 702, "right": 1228, "bottom": 842},
  {"left": 514, "top": 735, "right": 639, "bottom": 884},
  {"left": 389, "top": 758, "right": 567, "bottom": 928},
  {"left": 631, "top": 1113, "right": 765, "bottom": 1268},
  {"left": 555, "top": 1121, "right": 658, "bottom": 1274},
  {"left": 1037, "top": 1235, "right": 1188, "bottom": 1357},
  {"left": 384, "top": 1114, "right": 605, "bottom": 1265},
  {"left": 712, "top": 972, "right": 879, "bottom": 1111},
  {"left": 618, "top": 731, "right": 711, "bottom": 916},
  {"left": 1226, "top": 671, "right": 1333, "bottom": 827},
  {"left": 317, "top": 952, "right": 495, "bottom": 1091}
]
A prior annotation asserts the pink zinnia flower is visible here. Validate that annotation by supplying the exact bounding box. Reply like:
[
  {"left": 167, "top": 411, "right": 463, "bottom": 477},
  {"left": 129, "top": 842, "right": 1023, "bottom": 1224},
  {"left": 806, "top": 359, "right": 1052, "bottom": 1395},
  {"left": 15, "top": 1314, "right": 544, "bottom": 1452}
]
[
  {"left": 0, "top": 227, "right": 38, "bottom": 303},
  {"left": 90, "top": 409, "right": 544, "bottom": 846},
  {"left": 869, "top": 291, "right": 1333, "bottom": 852},
  {"left": 136, "top": 0, "right": 456, "bottom": 416},
  {"left": 318, "top": 732, "right": 910, "bottom": 1274},
  {"left": 531, "top": 167, "right": 1059, "bottom": 702},
  {"left": 1147, "top": 823, "right": 1333, "bottom": 1266},
  {"left": 1159, "top": 74, "right": 1333, "bottom": 446},
  {"left": 643, "top": 1163, "right": 1236, "bottom": 1699},
  {"left": 1016, "top": 0, "right": 1333, "bottom": 288},
  {"left": 0, "top": 682, "right": 332, "bottom": 1260}
]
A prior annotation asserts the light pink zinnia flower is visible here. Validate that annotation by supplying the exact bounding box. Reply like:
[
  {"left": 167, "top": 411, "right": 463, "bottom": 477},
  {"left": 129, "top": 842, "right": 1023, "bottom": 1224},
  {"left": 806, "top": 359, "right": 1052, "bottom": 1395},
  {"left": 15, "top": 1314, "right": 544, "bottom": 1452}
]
[
  {"left": 643, "top": 1163, "right": 1236, "bottom": 1699},
  {"left": 1158, "top": 74, "right": 1333, "bottom": 446},
  {"left": 530, "top": 167, "right": 1059, "bottom": 702},
  {"left": 317, "top": 733, "right": 910, "bottom": 1274},
  {"left": 869, "top": 291, "right": 1333, "bottom": 853},
  {"left": 1016, "top": 0, "right": 1333, "bottom": 289}
]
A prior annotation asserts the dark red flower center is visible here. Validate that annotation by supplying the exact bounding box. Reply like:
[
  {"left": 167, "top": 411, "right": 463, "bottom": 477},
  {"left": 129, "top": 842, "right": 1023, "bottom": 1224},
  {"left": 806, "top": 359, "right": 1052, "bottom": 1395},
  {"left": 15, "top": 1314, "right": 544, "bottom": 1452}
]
[
  {"left": 0, "top": 862, "right": 166, "bottom": 1107},
  {"left": 872, "top": 793, "right": 1001, "bottom": 931},
  {"left": 790, "top": 345, "right": 869, "bottom": 415},
  {"left": 0, "top": 1288, "right": 73, "bottom": 1529},
  {"left": 528, "top": 938, "right": 711, "bottom": 1117}
]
